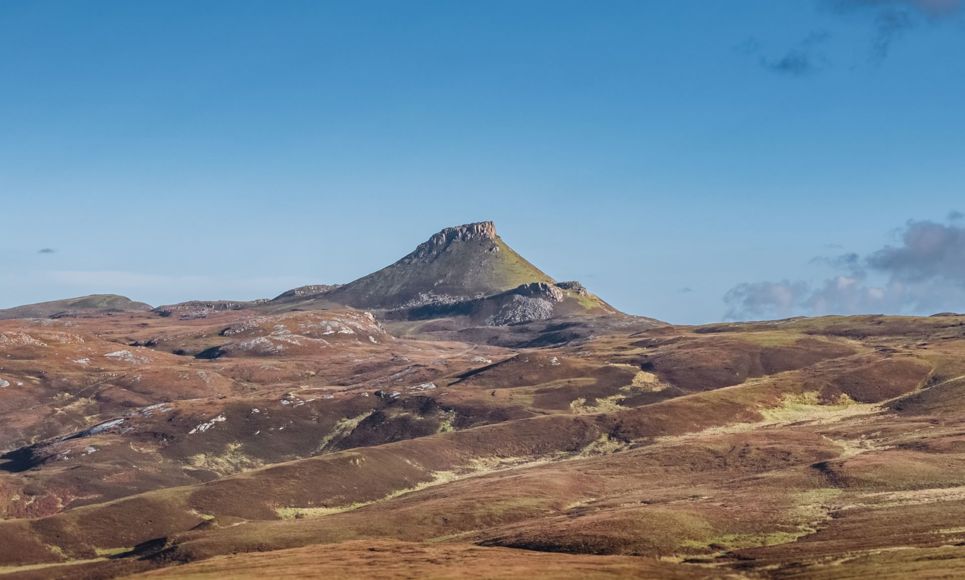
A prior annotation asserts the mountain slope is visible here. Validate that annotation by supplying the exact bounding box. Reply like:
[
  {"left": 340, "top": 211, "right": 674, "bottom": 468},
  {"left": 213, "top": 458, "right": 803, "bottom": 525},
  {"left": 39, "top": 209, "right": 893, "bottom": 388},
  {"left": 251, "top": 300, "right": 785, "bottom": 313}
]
[
  {"left": 0, "top": 294, "right": 151, "bottom": 320},
  {"left": 324, "top": 221, "right": 553, "bottom": 309}
]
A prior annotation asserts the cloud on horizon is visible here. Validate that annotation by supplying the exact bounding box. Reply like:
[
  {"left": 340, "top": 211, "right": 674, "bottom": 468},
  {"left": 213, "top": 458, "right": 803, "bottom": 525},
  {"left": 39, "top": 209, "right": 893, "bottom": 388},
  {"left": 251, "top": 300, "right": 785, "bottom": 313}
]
[{"left": 724, "top": 216, "right": 965, "bottom": 320}]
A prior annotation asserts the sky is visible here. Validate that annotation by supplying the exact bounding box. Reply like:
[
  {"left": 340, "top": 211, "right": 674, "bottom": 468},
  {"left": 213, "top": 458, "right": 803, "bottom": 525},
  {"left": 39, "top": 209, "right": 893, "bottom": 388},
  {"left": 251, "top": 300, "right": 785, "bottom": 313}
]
[{"left": 1, "top": 0, "right": 964, "bottom": 324}]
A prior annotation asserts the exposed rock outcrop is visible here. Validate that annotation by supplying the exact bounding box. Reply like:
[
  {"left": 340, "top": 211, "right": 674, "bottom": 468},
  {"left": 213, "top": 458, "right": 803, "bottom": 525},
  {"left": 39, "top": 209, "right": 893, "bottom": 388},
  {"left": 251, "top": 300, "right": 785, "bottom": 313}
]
[
  {"left": 404, "top": 281, "right": 612, "bottom": 328},
  {"left": 406, "top": 221, "right": 499, "bottom": 263}
]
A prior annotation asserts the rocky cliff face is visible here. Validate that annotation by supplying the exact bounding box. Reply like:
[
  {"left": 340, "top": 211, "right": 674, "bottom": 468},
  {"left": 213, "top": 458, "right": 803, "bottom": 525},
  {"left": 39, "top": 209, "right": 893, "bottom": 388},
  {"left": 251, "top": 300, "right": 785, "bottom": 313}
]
[{"left": 406, "top": 221, "right": 498, "bottom": 263}]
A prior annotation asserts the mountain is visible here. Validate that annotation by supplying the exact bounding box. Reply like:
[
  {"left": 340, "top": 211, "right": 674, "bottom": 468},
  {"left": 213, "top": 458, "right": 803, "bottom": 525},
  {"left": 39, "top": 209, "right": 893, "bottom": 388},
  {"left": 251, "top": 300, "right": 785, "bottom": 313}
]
[
  {"left": 277, "top": 221, "right": 628, "bottom": 336},
  {"left": 324, "top": 221, "right": 554, "bottom": 309},
  {"left": 264, "top": 221, "right": 656, "bottom": 345},
  {"left": 0, "top": 294, "right": 151, "bottom": 320}
]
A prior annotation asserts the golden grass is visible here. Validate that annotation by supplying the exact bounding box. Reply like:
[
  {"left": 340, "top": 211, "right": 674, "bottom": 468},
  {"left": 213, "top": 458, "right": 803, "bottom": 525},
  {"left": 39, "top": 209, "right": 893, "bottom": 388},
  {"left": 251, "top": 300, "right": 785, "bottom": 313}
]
[
  {"left": 187, "top": 442, "right": 263, "bottom": 476},
  {"left": 758, "top": 392, "right": 876, "bottom": 424},
  {"left": 276, "top": 470, "right": 462, "bottom": 520},
  {"left": 569, "top": 395, "right": 625, "bottom": 415},
  {"left": 628, "top": 370, "right": 668, "bottom": 392},
  {"left": 681, "top": 488, "right": 842, "bottom": 552},
  {"left": 315, "top": 411, "right": 375, "bottom": 452},
  {"left": 578, "top": 434, "right": 629, "bottom": 457},
  {"left": 437, "top": 409, "right": 457, "bottom": 433},
  {"left": 94, "top": 546, "right": 135, "bottom": 557}
]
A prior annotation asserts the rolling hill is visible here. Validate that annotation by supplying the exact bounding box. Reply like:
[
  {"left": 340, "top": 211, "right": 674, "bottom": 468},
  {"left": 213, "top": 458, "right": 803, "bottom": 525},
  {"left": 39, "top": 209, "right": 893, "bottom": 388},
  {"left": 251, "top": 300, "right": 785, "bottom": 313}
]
[{"left": 0, "top": 295, "right": 152, "bottom": 320}]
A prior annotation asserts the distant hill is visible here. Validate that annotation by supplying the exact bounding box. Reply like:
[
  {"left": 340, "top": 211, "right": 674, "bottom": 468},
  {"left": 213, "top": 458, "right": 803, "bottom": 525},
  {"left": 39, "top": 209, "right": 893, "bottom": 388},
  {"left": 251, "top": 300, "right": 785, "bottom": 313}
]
[
  {"left": 268, "top": 221, "right": 647, "bottom": 338},
  {"left": 324, "top": 221, "right": 554, "bottom": 310},
  {"left": 153, "top": 300, "right": 268, "bottom": 320},
  {"left": 0, "top": 294, "right": 152, "bottom": 320},
  {"left": 270, "top": 285, "right": 340, "bottom": 303}
]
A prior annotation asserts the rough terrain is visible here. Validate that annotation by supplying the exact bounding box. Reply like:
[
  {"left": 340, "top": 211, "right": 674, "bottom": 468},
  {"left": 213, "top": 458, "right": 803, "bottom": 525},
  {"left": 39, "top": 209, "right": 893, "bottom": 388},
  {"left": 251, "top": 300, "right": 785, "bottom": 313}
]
[{"left": 0, "top": 223, "right": 962, "bottom": 579}]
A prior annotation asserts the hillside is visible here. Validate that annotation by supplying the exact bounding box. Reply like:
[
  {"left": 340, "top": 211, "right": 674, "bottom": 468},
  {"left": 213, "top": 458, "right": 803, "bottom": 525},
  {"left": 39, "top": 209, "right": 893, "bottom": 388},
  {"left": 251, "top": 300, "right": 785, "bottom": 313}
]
[
  {"left": 0, "top": 308, "right": 963, "bottom": 578},
  {"left": 0, "top": 228, "right": 962, "bottom": 579}
]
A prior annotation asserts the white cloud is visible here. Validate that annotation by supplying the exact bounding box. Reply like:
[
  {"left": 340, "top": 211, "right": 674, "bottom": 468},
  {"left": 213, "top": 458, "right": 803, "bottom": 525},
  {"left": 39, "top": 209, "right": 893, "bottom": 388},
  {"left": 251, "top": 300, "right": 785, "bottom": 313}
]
[{"left": 724, "top": 217, "right": 965, "bottom": 320}]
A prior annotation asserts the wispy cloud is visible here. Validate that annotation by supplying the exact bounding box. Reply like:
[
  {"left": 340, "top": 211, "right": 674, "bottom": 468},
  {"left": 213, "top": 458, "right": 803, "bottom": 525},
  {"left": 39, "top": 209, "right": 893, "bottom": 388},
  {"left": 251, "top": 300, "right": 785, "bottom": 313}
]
[
  {"left": 743, "top": 31, "right": 832, "bottom": 77},
  {"left": 724, "top": 215, "right": 965, "bottom": 320},
  {"left": 743, "top": 1, "right": 963, "bottom": 76},
  {"left": 763, "top": 50, "right": 823, "bottom": 76},
  {"left": 822, "top": 0, "right": 963, "bottom": 63},
  {"left": 37, "top": 248, "right": 56, "bottom": 254}
]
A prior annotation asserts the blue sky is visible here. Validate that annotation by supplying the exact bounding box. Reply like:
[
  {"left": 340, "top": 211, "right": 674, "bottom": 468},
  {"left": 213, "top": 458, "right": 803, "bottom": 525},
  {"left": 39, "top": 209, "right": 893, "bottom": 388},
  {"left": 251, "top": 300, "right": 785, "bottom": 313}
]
[{"left": 2, "top": 0, "right": 964, "bottom": 324}]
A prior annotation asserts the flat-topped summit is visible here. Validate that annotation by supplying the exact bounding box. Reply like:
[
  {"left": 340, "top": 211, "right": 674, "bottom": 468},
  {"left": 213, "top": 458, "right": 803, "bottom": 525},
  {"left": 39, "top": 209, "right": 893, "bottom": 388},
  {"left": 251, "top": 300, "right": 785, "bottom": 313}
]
[
  {"left": 407, "top": 221, "right": 498, "bottom": 262},
  {"left": 324, "top": 221, "right": 553, "bottom": 309}
]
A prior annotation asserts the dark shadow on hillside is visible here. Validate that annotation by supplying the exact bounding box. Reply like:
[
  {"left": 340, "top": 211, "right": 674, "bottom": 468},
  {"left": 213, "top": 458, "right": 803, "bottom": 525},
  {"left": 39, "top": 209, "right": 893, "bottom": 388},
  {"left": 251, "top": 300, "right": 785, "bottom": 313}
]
[{"left": 0, "top": 446, "right": 35, "bottom": 473}]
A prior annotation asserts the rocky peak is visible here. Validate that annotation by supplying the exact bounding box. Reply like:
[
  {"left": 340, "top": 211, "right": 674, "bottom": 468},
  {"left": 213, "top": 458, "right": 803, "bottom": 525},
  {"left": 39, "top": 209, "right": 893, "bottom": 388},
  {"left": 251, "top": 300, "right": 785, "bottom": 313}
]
[{"left": 407, "top": 221, "right": 498, "bottom": 262}]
